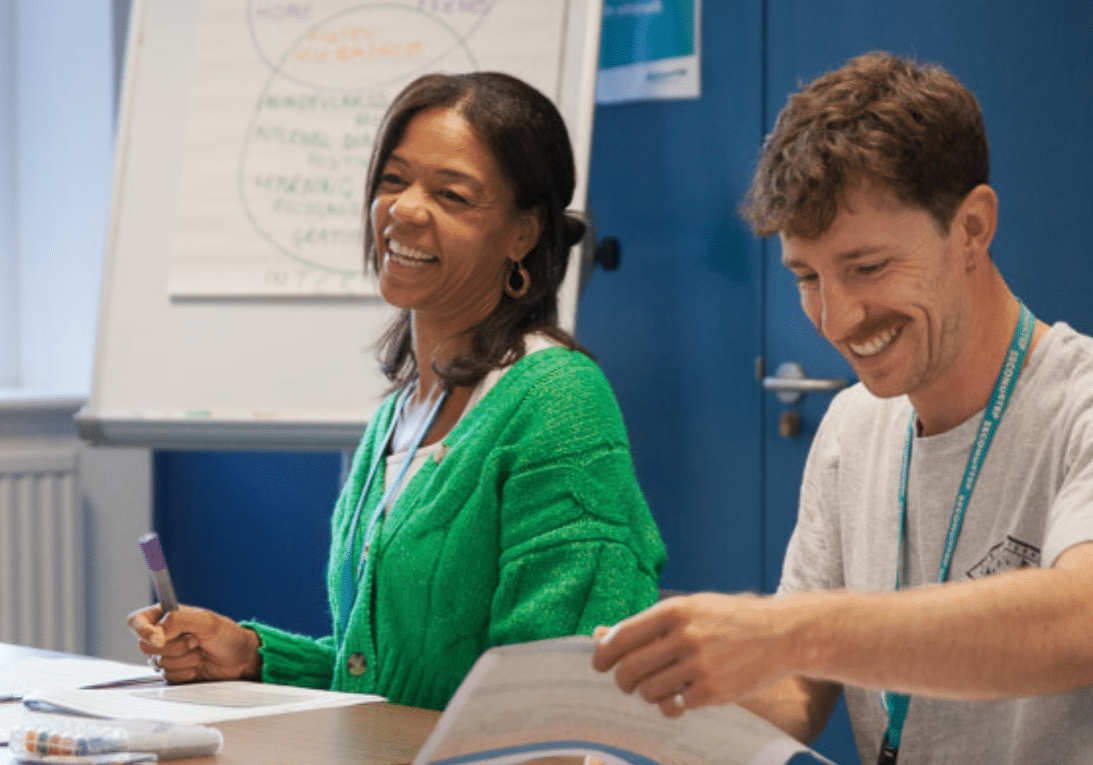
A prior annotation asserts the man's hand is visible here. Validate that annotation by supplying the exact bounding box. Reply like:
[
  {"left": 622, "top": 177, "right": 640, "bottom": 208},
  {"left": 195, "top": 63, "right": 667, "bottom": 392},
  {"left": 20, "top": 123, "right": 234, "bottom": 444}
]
[{"left": 591, "top": 593, "right": 799, "bottom": 717}]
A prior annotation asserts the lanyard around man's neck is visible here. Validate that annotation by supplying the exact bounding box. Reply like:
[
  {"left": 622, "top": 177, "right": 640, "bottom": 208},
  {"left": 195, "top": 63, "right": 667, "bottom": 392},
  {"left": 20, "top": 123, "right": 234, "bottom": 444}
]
[{"left": 878, "top": 301, "right": 1035, "bottom": 765}]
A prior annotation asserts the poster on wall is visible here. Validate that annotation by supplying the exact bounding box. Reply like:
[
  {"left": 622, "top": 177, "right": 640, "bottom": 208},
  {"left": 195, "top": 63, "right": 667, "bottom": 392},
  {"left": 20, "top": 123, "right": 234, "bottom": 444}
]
[
  {"left": 596, "top": 0, "right": 700, "bottom": 104},
  {"left": 167, "top": 1, "right": 567, "bottom": 298}
]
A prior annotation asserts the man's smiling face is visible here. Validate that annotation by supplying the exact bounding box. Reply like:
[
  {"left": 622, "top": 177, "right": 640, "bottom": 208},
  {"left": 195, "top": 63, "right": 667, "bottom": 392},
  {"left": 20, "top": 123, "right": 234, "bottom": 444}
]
[{"left": 780, "top": 180, "right": 971, "bottom": 403}]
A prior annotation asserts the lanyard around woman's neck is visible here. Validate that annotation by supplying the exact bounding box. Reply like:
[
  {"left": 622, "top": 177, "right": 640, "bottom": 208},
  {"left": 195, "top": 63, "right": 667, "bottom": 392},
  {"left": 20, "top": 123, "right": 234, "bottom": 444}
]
[
  {"left": 337, "top": 382, "right": 447, "bottom": 636},
  {"left": 877, "top": 301, "right": 1035, "bottom": 765}
]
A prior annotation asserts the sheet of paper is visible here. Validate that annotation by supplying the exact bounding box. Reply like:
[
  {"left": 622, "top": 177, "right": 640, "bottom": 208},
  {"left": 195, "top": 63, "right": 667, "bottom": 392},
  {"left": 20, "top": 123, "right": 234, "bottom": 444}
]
[
  {"left": 413, "top": 636, "right": 836, "bottom": 765},
  {"left": 0, "top": 658, "right": 162, "bottom": 701},
  {"left": 21, "top": 681, "right": 381, "bottom": 725}
]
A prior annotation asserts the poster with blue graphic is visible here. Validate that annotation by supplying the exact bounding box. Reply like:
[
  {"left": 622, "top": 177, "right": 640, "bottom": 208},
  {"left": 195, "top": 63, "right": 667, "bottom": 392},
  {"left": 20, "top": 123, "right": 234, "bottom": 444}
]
[{"left": 596, "top": 0, "right": 700, "bottom": 104}]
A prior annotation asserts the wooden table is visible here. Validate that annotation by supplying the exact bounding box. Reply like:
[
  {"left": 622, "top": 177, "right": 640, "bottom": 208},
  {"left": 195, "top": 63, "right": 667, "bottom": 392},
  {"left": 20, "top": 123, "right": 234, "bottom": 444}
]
[
  {"left": 188, "top": 703, "right": 440, "bottom": 765},
  {"left": 1, "top": 643, "right": 440, "bottom": 765}
]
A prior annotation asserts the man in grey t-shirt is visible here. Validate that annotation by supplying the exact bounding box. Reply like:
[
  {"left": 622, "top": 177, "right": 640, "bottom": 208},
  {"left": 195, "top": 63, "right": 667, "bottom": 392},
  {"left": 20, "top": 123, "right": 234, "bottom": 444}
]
[{"left": 592, "top": 52, "right": 1093, "bottom": 764}]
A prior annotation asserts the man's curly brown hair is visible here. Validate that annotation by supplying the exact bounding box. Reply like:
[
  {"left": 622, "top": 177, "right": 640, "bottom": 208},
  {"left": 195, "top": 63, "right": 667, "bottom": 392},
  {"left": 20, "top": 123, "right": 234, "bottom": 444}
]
[{"left": 741, "top": 51, "right": 989, "bottom": 239}]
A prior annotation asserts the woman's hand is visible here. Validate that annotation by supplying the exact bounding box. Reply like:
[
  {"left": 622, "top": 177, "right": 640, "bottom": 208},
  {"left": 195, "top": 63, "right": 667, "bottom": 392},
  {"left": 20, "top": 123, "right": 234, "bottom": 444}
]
[{"left": 126, "top": 604, "right": 262, "bottom": 684}]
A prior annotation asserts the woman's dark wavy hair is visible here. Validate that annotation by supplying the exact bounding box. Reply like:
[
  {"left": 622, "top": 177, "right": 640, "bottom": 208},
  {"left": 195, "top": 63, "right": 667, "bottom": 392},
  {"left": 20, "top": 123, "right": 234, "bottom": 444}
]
[
  {"left": 741, "top": 51, "right": 990, "bottom": 239},
  {"left": 364, "top": 72, "right": 589, "bottom": 390}
]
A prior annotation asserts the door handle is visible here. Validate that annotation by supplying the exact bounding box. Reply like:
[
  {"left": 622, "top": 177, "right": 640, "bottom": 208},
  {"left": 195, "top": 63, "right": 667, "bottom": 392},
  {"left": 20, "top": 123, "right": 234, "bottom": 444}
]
[{"left": 762, "top": 362, "right": 848, "bottom": 405}]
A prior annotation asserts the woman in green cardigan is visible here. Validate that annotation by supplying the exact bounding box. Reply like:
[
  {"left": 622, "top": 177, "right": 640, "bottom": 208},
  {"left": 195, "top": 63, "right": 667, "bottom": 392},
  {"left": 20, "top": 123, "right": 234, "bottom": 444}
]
[{"left": 128, "top": 72, "right": 666, "bottom": 712}]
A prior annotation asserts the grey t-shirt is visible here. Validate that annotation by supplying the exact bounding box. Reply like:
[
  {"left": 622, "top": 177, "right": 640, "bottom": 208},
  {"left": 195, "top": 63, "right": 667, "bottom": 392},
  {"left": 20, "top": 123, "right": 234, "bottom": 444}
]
[{"left": 779, "top": 322, "right": 1093, "bottom": 765}]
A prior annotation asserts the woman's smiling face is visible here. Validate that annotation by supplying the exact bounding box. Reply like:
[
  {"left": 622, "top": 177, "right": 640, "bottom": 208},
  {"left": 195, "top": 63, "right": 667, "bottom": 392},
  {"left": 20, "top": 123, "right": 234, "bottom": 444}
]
[{"left": 370, "top": 106, "right": 537, "bottom": 330}]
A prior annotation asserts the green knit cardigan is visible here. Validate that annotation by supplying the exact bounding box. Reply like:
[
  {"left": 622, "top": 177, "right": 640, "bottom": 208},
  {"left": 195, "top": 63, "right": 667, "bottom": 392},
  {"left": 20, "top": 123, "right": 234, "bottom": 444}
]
[{"left": 243, "top": 347, "right": 666, "bottom": 711}]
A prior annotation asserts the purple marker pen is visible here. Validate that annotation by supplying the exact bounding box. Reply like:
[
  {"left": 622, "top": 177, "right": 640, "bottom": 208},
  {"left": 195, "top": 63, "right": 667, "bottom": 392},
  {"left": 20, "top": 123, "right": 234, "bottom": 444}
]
[{"left": 139, "top": 532, "right": 179, "bottom": 612}]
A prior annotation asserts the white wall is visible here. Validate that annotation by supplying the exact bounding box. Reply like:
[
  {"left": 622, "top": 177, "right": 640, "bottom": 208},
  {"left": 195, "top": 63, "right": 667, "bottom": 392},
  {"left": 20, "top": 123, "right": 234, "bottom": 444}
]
[{"left": 80, "top": 443, "right": 152, "bottom": 663}]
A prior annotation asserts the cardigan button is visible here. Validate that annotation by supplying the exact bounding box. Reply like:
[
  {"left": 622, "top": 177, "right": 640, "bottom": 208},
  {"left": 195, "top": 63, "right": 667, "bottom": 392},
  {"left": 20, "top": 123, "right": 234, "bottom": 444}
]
[{"left": 347, "top": 653, "right": 366, "bottom": 676}]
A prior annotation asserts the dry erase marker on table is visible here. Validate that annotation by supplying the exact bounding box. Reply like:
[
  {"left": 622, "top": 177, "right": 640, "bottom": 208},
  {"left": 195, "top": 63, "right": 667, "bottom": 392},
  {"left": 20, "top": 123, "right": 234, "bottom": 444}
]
[
  {"left": 9, "top": 718, "right": 223, "bottom": 760},
  {"left": 139, "top": 532, "right": 179, "bottom": 612},
  {"left": 10, "top": 752, "right": 155, "bottom": 764}
]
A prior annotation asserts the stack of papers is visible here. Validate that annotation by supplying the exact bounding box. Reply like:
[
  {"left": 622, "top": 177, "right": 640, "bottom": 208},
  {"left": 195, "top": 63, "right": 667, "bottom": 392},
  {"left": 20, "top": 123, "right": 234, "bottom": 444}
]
[
  {"left": 0, "top": 658, "right": 161, "bottom": 703},
  {"left": 20, "top": 681, "right": 378, "bottom": 725}
]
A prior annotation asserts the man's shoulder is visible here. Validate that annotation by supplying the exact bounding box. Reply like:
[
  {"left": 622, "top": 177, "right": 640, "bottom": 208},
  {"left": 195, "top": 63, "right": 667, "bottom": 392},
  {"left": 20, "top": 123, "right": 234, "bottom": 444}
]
[
  {"left": 1024, "top": 322, "right": 1093, "bottom": 405},
  {"left": 1038, "top": 322, "right": 1093, "bottom": 370}
]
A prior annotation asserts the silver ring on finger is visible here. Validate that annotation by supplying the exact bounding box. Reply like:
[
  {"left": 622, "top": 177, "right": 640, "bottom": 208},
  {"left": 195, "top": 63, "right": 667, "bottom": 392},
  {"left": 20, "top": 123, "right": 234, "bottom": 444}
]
[
  {"left": 673, "top": 691, "right": 686, "bottom": 710},
  {"left": 148, "top": 654, "right": 162, "bottom": 671}
]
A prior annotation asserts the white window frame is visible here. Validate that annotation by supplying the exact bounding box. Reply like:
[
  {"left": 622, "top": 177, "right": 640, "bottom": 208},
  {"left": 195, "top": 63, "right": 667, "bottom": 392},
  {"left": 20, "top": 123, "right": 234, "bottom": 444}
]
[
  {"left": 0, "top": 2, "right": 17, "bottom": 388},
  {"left": 1, "top": 0, "right": 116, "bottom": 402}
]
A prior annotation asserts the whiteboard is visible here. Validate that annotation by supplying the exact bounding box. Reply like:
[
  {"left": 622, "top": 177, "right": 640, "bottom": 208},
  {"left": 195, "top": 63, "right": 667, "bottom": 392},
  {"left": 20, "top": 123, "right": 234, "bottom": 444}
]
[{"left": 78, "top": 0, "right": 603, "bottom": 450}]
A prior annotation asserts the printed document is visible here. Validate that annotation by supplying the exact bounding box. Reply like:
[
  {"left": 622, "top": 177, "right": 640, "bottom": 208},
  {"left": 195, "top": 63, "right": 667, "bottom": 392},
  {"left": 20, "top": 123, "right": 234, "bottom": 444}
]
[{"left": 413, "top": 636, "right": 836, "bottom": 765}]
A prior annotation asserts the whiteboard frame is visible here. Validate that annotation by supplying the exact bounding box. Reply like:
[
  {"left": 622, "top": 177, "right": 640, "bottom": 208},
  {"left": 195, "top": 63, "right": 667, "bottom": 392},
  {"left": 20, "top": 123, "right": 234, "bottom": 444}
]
[{"left": 78, "top": 0, "right": 603, "bottom": 450}]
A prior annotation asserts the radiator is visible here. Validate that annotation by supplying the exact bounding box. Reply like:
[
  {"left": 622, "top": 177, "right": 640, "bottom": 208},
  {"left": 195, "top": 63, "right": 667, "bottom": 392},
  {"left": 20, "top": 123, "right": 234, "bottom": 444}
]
[{"left": 0, "top": 441, "right": 85, "bottom": 653}]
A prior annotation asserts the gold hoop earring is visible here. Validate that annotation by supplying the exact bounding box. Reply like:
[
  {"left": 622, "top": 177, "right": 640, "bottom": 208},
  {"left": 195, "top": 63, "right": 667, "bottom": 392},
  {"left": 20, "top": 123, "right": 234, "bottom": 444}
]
[{"left": 505, "top": 260, "right": 530, "bottom": 299}]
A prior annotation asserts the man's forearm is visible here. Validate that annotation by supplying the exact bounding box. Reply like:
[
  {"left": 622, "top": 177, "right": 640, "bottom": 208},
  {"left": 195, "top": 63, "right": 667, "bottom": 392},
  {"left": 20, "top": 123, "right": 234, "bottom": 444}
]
[{"left": 784, "top": 549, "right": 1093, "bottom": 700}]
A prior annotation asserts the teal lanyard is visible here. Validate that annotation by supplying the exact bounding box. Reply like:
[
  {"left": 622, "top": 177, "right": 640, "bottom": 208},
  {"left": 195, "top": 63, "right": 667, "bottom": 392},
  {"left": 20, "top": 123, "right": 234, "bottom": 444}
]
[
  {"left": 878, "top": 302, "right": 1034, "bottom": 765},
  {"left": 337, "top": 383, "right": 447, "bottom": 636}
]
